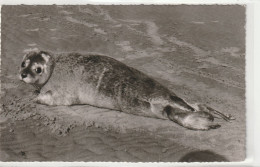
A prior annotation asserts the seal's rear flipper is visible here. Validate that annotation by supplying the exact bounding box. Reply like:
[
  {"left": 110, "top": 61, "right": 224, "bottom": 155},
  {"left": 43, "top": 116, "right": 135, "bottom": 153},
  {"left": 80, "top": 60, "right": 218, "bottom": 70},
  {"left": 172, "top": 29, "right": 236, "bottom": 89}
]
[
  {"left": 197, "top": 104, "right": 235, "bottom": 122},
  {"left": 164, "top": 105, "right": 221, "bottom": 131}
]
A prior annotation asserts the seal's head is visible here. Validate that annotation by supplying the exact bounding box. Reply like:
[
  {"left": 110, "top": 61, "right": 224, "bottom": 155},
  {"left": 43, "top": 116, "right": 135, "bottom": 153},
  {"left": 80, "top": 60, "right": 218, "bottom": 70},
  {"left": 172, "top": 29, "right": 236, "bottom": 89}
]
[{"left": 19, "top": 51, "right": 54, "bottom": 88}]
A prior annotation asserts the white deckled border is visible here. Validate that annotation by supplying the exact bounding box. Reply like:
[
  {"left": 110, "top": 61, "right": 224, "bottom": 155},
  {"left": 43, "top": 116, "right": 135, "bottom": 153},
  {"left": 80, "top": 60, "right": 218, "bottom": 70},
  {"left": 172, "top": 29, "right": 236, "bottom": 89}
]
[
  {"left": 0, "top": 1, "right": 259, "bottom": 167},
  {"left": 0, "top": 0, "right": 254, "bottom": 5}
]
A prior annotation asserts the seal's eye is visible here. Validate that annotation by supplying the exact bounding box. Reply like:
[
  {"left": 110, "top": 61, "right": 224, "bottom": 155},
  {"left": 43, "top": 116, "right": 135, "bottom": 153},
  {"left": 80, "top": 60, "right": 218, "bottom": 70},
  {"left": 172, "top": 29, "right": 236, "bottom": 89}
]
[
  {"left": 21, "top": 62, "right": 25, "bottom": 68},
  {"left": 35, "top": 67, "right": 42, "bottom": 74}
]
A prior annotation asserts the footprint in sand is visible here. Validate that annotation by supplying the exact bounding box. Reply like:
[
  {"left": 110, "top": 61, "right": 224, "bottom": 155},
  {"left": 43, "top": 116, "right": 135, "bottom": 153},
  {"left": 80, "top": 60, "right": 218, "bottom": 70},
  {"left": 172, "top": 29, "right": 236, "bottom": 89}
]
[
  {"left": 27, "top": 43, "right": 37, "bottom": 47},
  {"left": 221, "top": 47, "right": 242, "bottom": 58},
  {"left": 65, "top": 16, "right": 97, "bottom": 28},
  {"left": 18, "top": 14, "right": 32, "bottom": 18},
  {"left": 94, "top": 28, "right": 107, "bottom": 35},
  {"left": 59, "top": 10, "right": 73, "bottom": 15},
  {"left": 65, "top": 16, "right": 108, "bottom": 36},
  {"left": 23, "top": 48, "right": 39, "bottom": 53},
  {"left": 118, "top": 19, "right": 164, "bottom": 46},
  {"left": 168, "top": 36, "right": 210, "bottom": 58},
  {"left": 78, "top": 6, "right": 95, "bottom": 15},
  {"left": 26, "top": 28, "right": 39, "bottom": 32},
  {"left": 115, "top": 41, "right": 133, "bottom": 52},
  {"left": 191, "top": 21, "right": 205, "bottom": 24}
]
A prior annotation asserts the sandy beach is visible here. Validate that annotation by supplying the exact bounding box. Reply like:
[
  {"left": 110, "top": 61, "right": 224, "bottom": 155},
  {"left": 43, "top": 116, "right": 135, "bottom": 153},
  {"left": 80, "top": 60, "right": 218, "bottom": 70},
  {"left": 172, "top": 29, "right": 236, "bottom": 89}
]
[{"left": 0, "top": 5, "right": 245, "bottom": 162}]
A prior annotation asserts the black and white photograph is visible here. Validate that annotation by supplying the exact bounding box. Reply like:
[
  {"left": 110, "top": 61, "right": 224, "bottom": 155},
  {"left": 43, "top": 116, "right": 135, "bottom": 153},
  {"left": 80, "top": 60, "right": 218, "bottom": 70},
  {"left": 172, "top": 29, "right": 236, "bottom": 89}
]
[{"left": 0, "top": 4, "right": 248, "bottom": 163}]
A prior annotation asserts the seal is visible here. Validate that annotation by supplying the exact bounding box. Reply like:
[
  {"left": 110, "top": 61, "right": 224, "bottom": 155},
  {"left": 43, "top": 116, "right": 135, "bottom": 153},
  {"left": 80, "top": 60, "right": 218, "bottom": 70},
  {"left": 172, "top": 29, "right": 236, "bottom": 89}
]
[{"left": 19, "top": 51, "right": 234, "bottom": 130}]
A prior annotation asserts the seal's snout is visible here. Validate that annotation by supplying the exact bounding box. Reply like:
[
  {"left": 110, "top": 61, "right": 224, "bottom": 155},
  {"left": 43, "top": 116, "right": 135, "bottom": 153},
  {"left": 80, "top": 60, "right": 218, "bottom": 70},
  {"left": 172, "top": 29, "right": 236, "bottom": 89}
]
[{"left": 21, "top": 73, "right": 27, "bottom": 79}]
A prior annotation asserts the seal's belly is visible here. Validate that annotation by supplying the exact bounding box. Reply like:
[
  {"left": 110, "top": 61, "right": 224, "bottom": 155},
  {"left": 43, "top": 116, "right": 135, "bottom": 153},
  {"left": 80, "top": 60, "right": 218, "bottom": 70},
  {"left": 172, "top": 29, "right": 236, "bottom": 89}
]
[{"left": 77, "top": 85, "right": 118, "bottom": 110}]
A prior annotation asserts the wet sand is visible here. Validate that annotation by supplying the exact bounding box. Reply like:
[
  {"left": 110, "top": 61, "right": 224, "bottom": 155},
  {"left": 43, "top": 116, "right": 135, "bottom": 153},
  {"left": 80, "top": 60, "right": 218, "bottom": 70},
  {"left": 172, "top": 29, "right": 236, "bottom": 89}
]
[
  {"left": 0, "top": 118, "right": 196, "bottom": 162},
  {"left": 0, "top": 5, "right": 246, "bottom": 162}
]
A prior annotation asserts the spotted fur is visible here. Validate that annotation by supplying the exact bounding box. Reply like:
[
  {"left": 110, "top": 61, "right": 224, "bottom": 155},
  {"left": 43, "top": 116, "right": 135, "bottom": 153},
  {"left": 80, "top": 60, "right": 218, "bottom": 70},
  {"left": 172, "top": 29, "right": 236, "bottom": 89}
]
[{"left": 19, "top": 51, "right": 234, "bottom": 130}]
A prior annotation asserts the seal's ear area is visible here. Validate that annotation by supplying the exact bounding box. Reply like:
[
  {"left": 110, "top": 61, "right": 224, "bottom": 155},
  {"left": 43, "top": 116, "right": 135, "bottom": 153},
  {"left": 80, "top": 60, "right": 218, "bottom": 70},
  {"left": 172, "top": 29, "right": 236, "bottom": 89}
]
[
  {"left": 23, "top": 53, "right": 29, "bottom": 61},
  {"left": 39, "top": 51, "right": 52, "bottom": 63}
]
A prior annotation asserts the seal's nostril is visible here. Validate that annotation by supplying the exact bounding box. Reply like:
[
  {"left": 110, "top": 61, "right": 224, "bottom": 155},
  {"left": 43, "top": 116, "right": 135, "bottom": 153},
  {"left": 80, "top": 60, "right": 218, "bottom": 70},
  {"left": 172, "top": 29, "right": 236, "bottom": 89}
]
[{"left": 21, "top": 73, "right": 27, "bottom": 78}]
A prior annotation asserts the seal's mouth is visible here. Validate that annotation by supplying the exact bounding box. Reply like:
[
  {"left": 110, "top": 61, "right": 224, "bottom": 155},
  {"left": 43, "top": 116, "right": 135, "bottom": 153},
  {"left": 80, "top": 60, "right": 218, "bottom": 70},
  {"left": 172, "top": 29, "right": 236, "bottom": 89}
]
[
  {"left": 19, "top": 74, "right": 34, "bottom": 84},
  {"left": 20, "top": 79, "right": 27, "bottom": 83},
  {"left": 18, "top": 74, "right": 24, "bottom": 81}
]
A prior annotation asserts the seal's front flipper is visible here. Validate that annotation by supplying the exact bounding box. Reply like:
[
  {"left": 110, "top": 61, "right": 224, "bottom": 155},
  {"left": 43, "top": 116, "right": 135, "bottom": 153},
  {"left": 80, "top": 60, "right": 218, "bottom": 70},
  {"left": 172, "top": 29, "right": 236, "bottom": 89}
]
[
  {"left": 164, "top": 106, "right": 221, "bottom": 131},
  {"left": 34, "top": 90, "right": 54, "bottom": 105}
]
